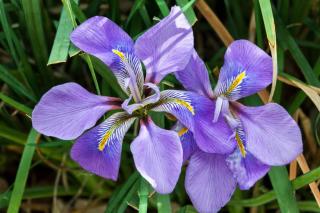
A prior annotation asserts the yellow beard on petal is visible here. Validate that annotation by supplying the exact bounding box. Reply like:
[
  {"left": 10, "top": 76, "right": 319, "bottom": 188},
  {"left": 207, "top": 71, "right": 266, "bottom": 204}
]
[
  {"left": 235, "top": 132, "right": 246, "bottom": 157},
  {"left": 178, "top": 127, "right": 188, "bottom": 137},
  {"left": 226, "top": 71, "right": 246, "bottom": 95},
  {"left": 171, "top": 98, "right": 195, "bottom": 115},
  {"left": 112, "top": 49, "right": 125, "bottom": 60}
]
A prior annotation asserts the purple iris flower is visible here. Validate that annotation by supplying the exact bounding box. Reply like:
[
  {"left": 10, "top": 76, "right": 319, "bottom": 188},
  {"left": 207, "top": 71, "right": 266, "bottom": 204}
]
[
  {"left": 175, "top": 40, "right": 303, "bottom": 212},
  {"left": 32, "top": 6, "right": 201, "bottom": 194}
]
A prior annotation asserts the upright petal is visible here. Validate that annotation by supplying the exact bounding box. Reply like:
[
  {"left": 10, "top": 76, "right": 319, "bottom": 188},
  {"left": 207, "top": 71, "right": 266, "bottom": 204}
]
[
  {"left": 135, "top": 6, "right": 193, "bottom": 84},
  {"left": 214, "top": 40, "right": 272, "bottom": 101},
  {"left": 172, "top": 122, "right": 197, "bottom": 162},
  {"left": 32, "top": 83, "right": 121, "bottom": 140},
  {"left": 130, "top": 118, "right": 183, "bottom": 194},
  {"left": 226, "top": 150, "right": 270, "bottom": 190},
  {"left": 235, "top": 103, "right": 303, "bottom": 166},
  {"left": 175, "top": 50, "right": 214, "bottom": 98},
  {"left": 185, "top": 151, "right": 237, "bottom": 213},
  {"left": 70, "top": 16, "right": 144, "bottom": 96},
  {"left": 71, "top": 112, "right": 136, "bottom": 180}
]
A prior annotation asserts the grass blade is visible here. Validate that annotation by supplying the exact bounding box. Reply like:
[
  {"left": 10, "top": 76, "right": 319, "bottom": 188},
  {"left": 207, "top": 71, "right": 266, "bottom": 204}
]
[
  {"left": 157, "top": 194, "right": 172, "bottom": 213},
  {"left": 47, "top": 6, "right": 74, "bottom": 65},
  {"left": 0, "top": 92, "right": 32, "bottom": 115},
  {"left": 258, "top": 0, "right": 277, "bottom": 102},
  {"left": 7, "top": 129, "right": 39, "bottom": 213},
  {"left": 138, "top": 177, "right": 149, "bottom": 213}
]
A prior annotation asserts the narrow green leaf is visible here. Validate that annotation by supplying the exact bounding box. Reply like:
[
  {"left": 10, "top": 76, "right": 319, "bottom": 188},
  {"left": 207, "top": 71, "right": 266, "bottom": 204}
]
[
  {"left": 125, "top": 0, "right": 145, "bottom": 27},
  {"left": 177, "top": 0, "right": 197, "bottom": 25},
  {"left": 268, "top": 167, "right": 299, "bottom": 213},
  {"left": 106, "top": 172, "right": 139, "bottom": 212},
  {"left": 157, "top": 194, "right": 172, "bottom": 213},
  {"left": 229, "top": 166, "right": 320, "bottom": 207},
  {"left": 21, "top": 0, "right": 49, "bottom": 71},
  {"left": 0, "top": 92, "right": 32, "bottom": 115},
  {"left": 155, "top": 0, "right": 170, "bottom": 16},
  {"left": 258, "top": 0, "right": 277, "bottom": 101},
  {"left": 117, "top": 180, "right": 140, "bottom": 213},
  {"left": 138, "top": 177, "right": 149, "bottom": 213},
  {"left": 47, "top": 6, "right": 75, "bottom": 65},
  {"left": 7, "top": 129, "right": 39, "bottom": 213}
]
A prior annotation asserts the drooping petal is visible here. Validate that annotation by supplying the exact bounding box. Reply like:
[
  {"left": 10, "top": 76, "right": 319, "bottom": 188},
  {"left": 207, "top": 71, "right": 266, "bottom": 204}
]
[
  {"left": 32, "top": 83, "right": 121, "bottom": 140},
  {"left": 172, "top": 122, "right": 197, "bottom": 162},
  {"left": 175, "top": 50, "right": 214, "bottom": 98},
  {"left": 147, "top": 90, "right": 198, "bottom": 130},
  {"left": 70, "top": 16, "right": 144, "bottom": 96},
  {"left": 185, "top": 151, "right": 237, "bottom": 213},
  {"left": 214, "top": 40, "right": 272, "bottom": 101},
  {"left": 235, "top": 103, "right": 303, "bottom": 166},
  {"left": 135, "top": 6, "right": 193, "bottom": 84},
  {"left": 193, "top": 98, "right": 236, "bottom": 154},
  {"left": 71, "top": 112, "right": 136, "bottom": 180},
  {"left": 130, "top": 117, "right": 183, "bottom": 194},
  {"left": 226, "top": 150, "right": 270, "bottom": 190}
]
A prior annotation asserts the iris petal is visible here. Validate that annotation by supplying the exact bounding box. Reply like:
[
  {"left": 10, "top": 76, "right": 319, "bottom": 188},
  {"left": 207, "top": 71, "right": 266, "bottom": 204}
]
[
  {"left": 236, "top": 102, "right": 303, "bottom": 165},
  {"left": 226, "top": 150, "right": 270, "bottom": 190},
  {"left": 131, "top": 117, "right": 183, "bottom": 194},
  {"left": 214, "top": 40, "right": 272, "bottom": 101},
  {"left": 185, "top": 151, "right": 237, "bottom": 213},
  {"left": 32, "top": 83, "right": 121, "bottom": 140},
  {"left": 70, "top": 16, "right": 144, "bottom": 96},
  {"left": 135, "top": 6, "right": 193, "bottom": 84},
  {"left": 71, "top": 112, "right": 136, "bottom": 180},
  {"left": 175, "top": 50, "right": 214, "bottom": 98}
]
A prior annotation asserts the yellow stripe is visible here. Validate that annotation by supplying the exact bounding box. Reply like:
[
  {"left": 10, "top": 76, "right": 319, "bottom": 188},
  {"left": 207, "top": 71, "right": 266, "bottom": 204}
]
[
  {"left": 172, "top": 98, "right": 195, "bottom": 115},
  {"left": 178, "top": 127, "right": 188, "bottom": 137},
  {"left": 112, "top": 49, "right": 125, "bottom": 60},
  {"left": 98, "top": 128, "right": 115, "bottom": 151},
  {"left": 226, "top": 71, "right": 246, "bottom": 95},
  {"left": 235, "top": 132, "right": 246, "bottom": 157}
]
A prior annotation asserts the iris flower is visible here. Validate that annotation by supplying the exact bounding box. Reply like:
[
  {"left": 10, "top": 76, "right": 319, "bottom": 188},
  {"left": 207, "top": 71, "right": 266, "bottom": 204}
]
[
  {"left": 175, "top": 40, "right": 303, "bottom": 212},
  {"left": 32, "top": 6, "right": 201, "bottom": 194}
]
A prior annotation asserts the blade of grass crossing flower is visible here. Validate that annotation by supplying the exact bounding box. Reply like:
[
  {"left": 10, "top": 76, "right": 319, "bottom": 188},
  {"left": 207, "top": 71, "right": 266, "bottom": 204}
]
[
  {"left": 258, "top": 0, "right": 277, "bottom": 102},
  {"left": 138, "top": 177, "right": 149, "bottom": 213},
  {"left": 176, "top": 0, "right": 197, "bottom": 25},
  {"left": 0, "top": 92, "right": 32, "bottom": 115},
  {"left": 157, "top": 194, "right": 172, "bottom": 213},
  {"left": 268, "top": 167, "right": 299, "bottom": 212},
  {"left": 47, "top": 6, "right": 75, "bottom": 65},
  {"left": 83, "top": 55, "right": 101, "bottom": 95},
  {"left": 155, "top": 0, "right": 170, "bottom": 16},
  {"left": 62, "top": 0, "right": 101, "bottom": 96},
  {"left": 90, "top": 57, "right": 126, "bottom": 99},
  {"left": 230, "top": 166, "right": 320, "bottom": 207},
  {"left": 7, "top": 129, "right": 39, "bottom": 213}
]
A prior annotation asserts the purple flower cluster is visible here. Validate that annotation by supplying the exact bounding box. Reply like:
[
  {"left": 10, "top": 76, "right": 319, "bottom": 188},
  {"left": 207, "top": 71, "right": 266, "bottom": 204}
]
[{"left": 32, "top": 6, "right": 302, "bottom": 213}]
